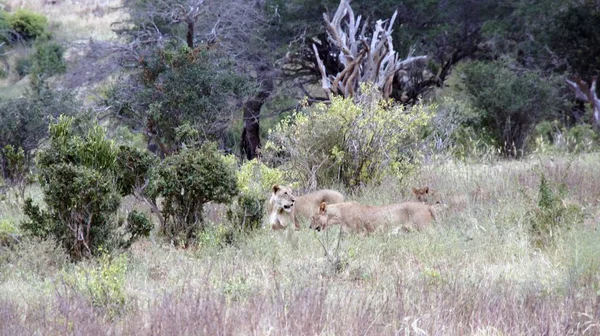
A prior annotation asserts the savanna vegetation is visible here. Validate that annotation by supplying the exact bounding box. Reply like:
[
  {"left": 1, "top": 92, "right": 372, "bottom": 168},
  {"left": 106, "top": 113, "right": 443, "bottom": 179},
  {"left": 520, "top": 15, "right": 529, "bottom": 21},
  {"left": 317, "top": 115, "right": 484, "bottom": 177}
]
[{"left": 1, "top": 0, "right": 600, "bottom": 335}]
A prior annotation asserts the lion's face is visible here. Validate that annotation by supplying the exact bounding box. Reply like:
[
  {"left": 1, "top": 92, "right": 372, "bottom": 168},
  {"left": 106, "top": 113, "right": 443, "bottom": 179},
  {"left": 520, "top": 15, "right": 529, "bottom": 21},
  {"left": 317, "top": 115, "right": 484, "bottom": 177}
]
[
  {"left": 310, "top": 202, "right": 335, "bottom": 231},
  {"left": 270, "top": 184, "right": 296, "bottom": 212},
  {"left": 412, "top": 186, "right": 442, "bottom": 204}
]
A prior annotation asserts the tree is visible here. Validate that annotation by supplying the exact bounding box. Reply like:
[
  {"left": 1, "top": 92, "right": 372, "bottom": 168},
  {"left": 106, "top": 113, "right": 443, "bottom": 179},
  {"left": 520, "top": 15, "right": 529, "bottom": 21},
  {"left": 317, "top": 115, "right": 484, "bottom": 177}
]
[
  {"left": 462, "top": 60, "right": 564, "bottom": 157},
  {"left": 21, "top": 116, "right": 153, "bottom": 260},
  {"left": 109, "top": 46, "right": 252, "bottom": 156},
  {"left": 148, "top": 143, "right": 238, "bottom": 246},
  {"left": 549, "top": 4, "right": 600, "bottom": 125}
]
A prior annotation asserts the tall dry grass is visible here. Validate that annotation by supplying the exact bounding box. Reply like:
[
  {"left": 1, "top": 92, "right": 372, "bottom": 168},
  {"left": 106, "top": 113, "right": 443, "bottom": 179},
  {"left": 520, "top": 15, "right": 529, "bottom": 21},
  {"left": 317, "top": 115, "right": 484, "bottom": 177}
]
[{"left": 2, "top": 153, "right": 600, "bottom": 335}]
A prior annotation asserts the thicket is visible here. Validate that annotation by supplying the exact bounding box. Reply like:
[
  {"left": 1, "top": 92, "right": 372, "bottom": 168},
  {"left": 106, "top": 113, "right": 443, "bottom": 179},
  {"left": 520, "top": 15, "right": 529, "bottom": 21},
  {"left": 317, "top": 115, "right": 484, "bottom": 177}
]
[
  {"left": 461, "top": 60, "right": 565, "bottom": 157},
  {"left": 21, "top": 116, "right": 152, "bottom": 260},
  {"left": 108, "top": 46, "right": 253, "bottom": 156},
  {"left": 265, "top": 84, "right": 432, "bottom": 188},
  {"left": 147, "top": 143, "right": 238, "bottom": 246}
]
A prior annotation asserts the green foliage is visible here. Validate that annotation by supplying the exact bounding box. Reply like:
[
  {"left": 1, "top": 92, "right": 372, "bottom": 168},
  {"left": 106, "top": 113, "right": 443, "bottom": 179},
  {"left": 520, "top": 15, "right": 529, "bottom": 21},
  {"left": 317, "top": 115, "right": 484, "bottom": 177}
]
[
  {"left": 549, "top": 5, "right": 600, "bottom": 78},
  {"left": 0, "top": 88, "right": 78, "bottom": 179},
  {"left": 30, "top": 41, "right": 66, "bottom": 78},
  {"left": 121, "top": 211, "right": 153, "bottom": 249},
  {"left": 529, "top": 173, "right": 583, "bottom": 248},
  {"left": 227, "top": 159, "right": 290, "bottom": 230},
  {"left": 63, "top": 250, "right": 128, "bottom": 317},
  {"left": 111, "top": 46, "right": 252, "bottom": 154},
  {"left": 22, "top": 116, "right": 123, "bottom": 260},
  {"left": 114, "top": 145, "right": 156, "bottom": 196},
  {"left": 461, "top": 60, "right": 564, "bottom": 157},
  {"left": 1, "top": 145, "right": 26, "bottom": 184},
  {"left": 6, "top": 9, "right": 49, "bottom": 42},
  {"left": 149, "top": 143, "right": 238, "bottom": 245},
  {"left": 265, "top": 83, "right": 432, "bottom": 188},
  {"left": 532, "top": 121, "right": 598, "bottom": 154},
  {"left": 15, "top": 56, "right": 32, "bottom": 78}
]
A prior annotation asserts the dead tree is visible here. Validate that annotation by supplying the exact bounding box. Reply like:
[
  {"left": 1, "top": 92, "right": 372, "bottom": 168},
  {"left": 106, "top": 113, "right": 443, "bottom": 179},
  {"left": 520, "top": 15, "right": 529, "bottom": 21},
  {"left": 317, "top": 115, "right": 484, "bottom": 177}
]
[
  {"left": 313, "top": 0, "right": 428, "bottom": 100},
  {"left": 566, "top": 76, "right": 600, "bottom": 125}
]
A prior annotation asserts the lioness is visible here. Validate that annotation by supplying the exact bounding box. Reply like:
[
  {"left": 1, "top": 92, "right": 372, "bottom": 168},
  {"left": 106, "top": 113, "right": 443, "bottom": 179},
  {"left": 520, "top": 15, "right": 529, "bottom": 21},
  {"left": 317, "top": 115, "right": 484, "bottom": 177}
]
[
  {"left": 310, "top": 201, "right": 435, "bottom": 234},
  {"left": 268, "top": 185, "right": 345, "bottom": 230},
  {"left": 412, "top": 185, "right": 490, "bottom": 209}
]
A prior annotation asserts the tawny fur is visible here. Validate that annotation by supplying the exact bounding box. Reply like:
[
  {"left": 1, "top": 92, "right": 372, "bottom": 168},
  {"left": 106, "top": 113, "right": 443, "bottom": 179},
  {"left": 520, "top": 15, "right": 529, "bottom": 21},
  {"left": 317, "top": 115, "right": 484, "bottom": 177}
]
[
  {"left": 310, "top": 201, "right": 436, "bottom": 234},
  {"left": 268, "top": 185, "right": 344, "bottom": 230}
]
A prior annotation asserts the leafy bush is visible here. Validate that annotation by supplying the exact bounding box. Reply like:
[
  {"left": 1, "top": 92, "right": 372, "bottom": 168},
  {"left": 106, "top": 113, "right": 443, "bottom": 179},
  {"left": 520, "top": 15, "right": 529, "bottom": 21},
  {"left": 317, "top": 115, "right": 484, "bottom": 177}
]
[
  {"left": 31, "top": 41, "right": 66, "bottom": 77},
  {"left": 63, "top": 249, "right": 128, "bottom": 317},
  {"left": 264, "top": 83, "right": 432, "bottom": 188},
  {"left": 110, "top": 46, "right": 253, "bottom": 155},
  {"left": 461, "top": 60, "right": 564, "bottom": 157},
  {"left": 6, "top": 9, "right": 49, "bottom": 42},
  {"left": 114, "top": 145, "right": 156, "bottom": 196},
  {"left": 15, "top": 56, "right": 32, "bottom": 77},
  {"left": 120, "top": 211, "right": 153, "bottom": 249},
  {"left": 149, "top": 143, "right": 238, "bottom": 246},
  {"left": 227, "top": 159, "right": 290, "bottom": 230},
  {"left": 21, "top": 117, "right": 153, "bottom": 259},
  {"left": 428, "top": 96, "right": 499, "bottom": 160},
  {"left": 528, "top": 173, "right": 583, "bottom": 248},
  {"left": 1, "top": 145, "right": 27, "bottom": 198},
  {"left": 532, "top": 121, "right": 598, "bottom": 154},
  {"left": 0, "top": 87, "right": 78, "bottom": 179}
]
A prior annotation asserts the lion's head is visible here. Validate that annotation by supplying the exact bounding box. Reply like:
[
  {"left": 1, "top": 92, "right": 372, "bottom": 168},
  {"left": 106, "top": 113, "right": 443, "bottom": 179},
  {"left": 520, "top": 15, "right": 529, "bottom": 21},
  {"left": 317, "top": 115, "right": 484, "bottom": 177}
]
[
  {"left": 310, "top": 202, "right": 341, "bottom": 231},
  {"left": 412, "top": 186, "right": 442, "bottom": 205},
  {"left": 270, "top": 184, "right": 296, "bottom": 213}
]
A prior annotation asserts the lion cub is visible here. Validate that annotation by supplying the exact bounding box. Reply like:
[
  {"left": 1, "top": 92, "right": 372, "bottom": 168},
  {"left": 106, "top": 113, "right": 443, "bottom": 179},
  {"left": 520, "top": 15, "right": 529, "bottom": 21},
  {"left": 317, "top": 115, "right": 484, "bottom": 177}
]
[
  {"left": 268, "top": 185, "right": 345, "bottom": 230},
  {"left": 310, "top": 201, "right": 435, "bottom": 234}
]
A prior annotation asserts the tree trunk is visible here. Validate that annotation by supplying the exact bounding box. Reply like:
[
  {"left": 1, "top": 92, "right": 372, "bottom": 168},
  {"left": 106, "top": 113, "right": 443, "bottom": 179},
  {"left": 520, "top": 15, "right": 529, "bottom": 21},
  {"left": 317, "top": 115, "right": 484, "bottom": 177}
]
[
  {"left": 240, "top": 79, "right": 273, "bottom": 160},
  {"left": 186, "top": 21, "right": 195, "bottom": 48}
]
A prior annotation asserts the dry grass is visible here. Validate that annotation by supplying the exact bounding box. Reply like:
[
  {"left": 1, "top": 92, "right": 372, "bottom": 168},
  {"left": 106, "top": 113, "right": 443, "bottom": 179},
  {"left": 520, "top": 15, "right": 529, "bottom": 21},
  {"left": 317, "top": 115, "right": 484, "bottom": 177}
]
[
  {"left": 2, "top": 153, "right": 600, "bottom": 335},
  {"left": 4, "top": 0, "right": 126, "bottom": 41}
]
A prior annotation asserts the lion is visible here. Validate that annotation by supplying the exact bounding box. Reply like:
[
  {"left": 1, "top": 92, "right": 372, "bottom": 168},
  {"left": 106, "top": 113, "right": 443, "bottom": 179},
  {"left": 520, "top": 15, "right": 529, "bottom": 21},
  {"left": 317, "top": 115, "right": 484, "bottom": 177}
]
[
  {"left": 268, "top": 185, "right": 345, "bottom": 230},
  {"left": 310, "top": 200, "right": 436, "bottom": 234},
  {"left": 412, "top": 185, "right": 490, "bottom": 210}
]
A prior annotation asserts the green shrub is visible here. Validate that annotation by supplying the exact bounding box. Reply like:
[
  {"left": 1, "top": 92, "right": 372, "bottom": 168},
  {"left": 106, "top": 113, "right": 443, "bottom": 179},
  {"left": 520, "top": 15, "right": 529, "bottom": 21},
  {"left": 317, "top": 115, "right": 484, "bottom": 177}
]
[
  {"left": 264, "top": 83, "right": 432, "bottom": 188},
  {"left": 114, "top": 145, "right": 156, "bottom": 196},
  {"left": 532, "top": 122, "right": 598, "bottom": 154},
  {"left": 149, "top": 143, "right": 238, "bottom": 246},
  {"left": 226, "top": 159, "right": 290, "bottom": 230},
  {"left": 6, "top": 9, "right": 49, "bottom": 42},
  {"left": 528, "top": 173, "right": 584, "bottom": 248},
  {"left": 63, "top": 249, "right": 128, "bottom": 317},
  {"left": 31, "top": 41, "right": 66, "bottom": 77},
  {"left": 1, "top": 145, "right": 28, "bottom": 198},
  {"left": 21, "top": 116, "right": 122, "bottom": 260},
  {"left": 461, "top": 60, "right": 564, "bottom": 157},
  {"left": 15, "top": 56, "right": 32, "bottom": 77},
  {"left": 120, "top": 211, "right": 153, "bottom": 248}
]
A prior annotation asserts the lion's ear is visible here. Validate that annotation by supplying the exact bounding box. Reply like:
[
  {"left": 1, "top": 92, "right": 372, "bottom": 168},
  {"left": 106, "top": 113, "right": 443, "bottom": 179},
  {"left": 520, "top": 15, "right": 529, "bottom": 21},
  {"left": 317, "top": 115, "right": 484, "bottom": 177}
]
[
  {"left": 319, "top": 202, "right": 327, "bottom": 213},
  {"left": 272, "top": 184, "right": 280, "bottom": 193},
  {"left": 424, "top": 186, "right": 429, "bottom": 194},
  {"left": 412, "top": 187, "right": 419, "bottom": 195}
]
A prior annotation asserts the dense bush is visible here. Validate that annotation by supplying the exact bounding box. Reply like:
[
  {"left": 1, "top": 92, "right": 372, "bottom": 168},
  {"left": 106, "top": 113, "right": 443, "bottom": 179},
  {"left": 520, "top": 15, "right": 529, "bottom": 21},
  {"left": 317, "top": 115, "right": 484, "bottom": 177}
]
[
  {"left": 6, "top": 9, "right": 49, "bottom": 42},
  {"left": 21, "top": 117, "right": 152, "bottom": 260},
  {"left": 264, "top": 84, "right": 432, "bottom": 188},
  {"left": 109, "top": 46, "right": 253, "bottom": 155},
  {"left": 148, "top": 143, "right": 238, "bottom": 246},
  {"left": 461, "top": 60, "right": 564, "bottom": 157},
  {"left": 14, "top": 56, "right": 32, "bottom": 77},
  {"left": 31, "top": 41, "right": 66, "bottom": 77},
  {"left": 0, "top": 88, "right": 78, "bottom": 179},
  {"left": 227, "top": 159, "right": 290, "bottom": 230}
]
